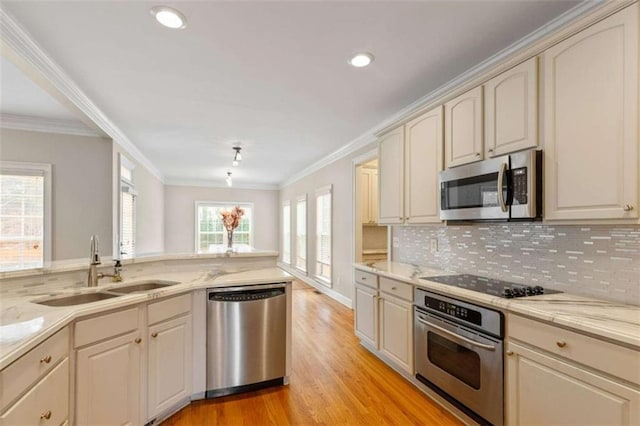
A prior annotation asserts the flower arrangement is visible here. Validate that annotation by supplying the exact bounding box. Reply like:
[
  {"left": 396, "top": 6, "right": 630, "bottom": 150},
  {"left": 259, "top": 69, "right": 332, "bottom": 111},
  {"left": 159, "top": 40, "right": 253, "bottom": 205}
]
[{"left": 220, "top": 206, "right": 245, "bottom": 252}]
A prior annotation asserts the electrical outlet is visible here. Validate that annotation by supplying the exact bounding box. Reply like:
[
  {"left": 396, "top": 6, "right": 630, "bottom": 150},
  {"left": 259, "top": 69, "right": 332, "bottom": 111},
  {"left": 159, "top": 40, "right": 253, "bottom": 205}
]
[
  {"left": 392, "top": 237, "right": 400, "bottom": 248},
  {"left": 430, "top": 238, "right": 438, "bottom": 252}
]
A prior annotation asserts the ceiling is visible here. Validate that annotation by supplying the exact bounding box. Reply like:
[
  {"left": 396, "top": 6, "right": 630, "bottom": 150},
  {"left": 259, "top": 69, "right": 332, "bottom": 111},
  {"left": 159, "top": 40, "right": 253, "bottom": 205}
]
[{"left": 1, "top": 1, "right": 580, "bottom": 187}]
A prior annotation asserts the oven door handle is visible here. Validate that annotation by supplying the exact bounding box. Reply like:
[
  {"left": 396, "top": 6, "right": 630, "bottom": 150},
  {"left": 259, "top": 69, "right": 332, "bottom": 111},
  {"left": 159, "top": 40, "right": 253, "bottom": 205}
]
[
  {"left": 416, "top": 316, "right": 497, "bottom": 351},
  {"left": 497, "top": 162, "right": 508, "bottom": 213}
]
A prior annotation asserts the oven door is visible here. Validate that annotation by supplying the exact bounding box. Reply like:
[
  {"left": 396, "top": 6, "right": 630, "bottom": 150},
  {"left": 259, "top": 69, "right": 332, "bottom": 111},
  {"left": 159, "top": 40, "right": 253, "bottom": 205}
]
[
  {"left": 415, "top": 310, "right": 503, "bottom": 426},
  {"left": 439, "top": 155, "right": 510, "bottom": 220}
]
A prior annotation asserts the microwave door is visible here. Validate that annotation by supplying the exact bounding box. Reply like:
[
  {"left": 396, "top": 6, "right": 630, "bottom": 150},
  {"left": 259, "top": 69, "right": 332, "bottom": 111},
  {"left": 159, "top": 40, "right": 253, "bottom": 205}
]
[{"left": 440, "top": 156, "right": 510, "bottom": 220}]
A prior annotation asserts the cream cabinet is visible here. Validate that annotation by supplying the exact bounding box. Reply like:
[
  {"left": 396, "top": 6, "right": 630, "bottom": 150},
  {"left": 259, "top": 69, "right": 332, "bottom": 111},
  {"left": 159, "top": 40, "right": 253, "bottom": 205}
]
[
  {"left": 147, "top": 294, "right": 193, "bottom": 420},
  {"left": 444, "top": 86, "right": 483, "bottom": 168},
  {"left": 378, "top": 127, "right": 404, "bottom": 224},
  {"left": 74, "top": 307, "right": 142, "bottom": 425},
  {"left": 506, "top": 314, "right": 640, "bottom": 426},
  {"left": 378, "top": 106, "right": 443, "bottom": 225},
  {"left": 354, "top": 270, "right": 378, "bottom": 348},
  {"left": 543, "top": 4, "right": 639, "bottom": 221},
  {"left": 484, "top": 57, "right": 538, "bottom": 158},
  {"left": 378, "top": 277, "right": 413, "bottom": 374},
  {"left": 360, "top": 167, "right": 379, "bottom": 225}
]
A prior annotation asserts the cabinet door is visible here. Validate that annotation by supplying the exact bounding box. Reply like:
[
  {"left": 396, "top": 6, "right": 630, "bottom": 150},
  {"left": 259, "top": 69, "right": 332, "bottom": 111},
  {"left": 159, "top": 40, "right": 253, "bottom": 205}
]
[
  {"left": 76, "top": 331, "right": 141, "bottom": 426},
  {"left": 360, "top": 169, "right": 373, "bottom": 224},
  {"left": 148, "top": 315, "right": 193, "bottom": 419},
  {"left": 379, "top": 293, "right": 413, "bottom": 374},
  {"left": 378, "top": 128, "right": 404, "bottom": 224},
  {"left": 354, "top": 283, "right": 378, "bottom": 348},
  {"left": 444, "top": 86, "right": 483, "bottom": 168},
  {"left": 543, "top": 4, "right": 638, "bottom": 220},
  {"left": 405, "top": 106, "right": 443, "bottom": 223},
  {"left": 370, "top": 169, "right": 379, "bottom": 224},
  {"left": 506, "top": 341, "right": 640, "bottom": 426},
  {"left": 485, "top": 57, "right": 538, "bottom": 157}
]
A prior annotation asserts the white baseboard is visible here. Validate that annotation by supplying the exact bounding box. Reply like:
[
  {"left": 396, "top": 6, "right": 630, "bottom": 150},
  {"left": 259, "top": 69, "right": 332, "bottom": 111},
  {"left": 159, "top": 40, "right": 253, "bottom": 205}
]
[{"left": 278, "top": 263, "right": 353, "bottom": 309}]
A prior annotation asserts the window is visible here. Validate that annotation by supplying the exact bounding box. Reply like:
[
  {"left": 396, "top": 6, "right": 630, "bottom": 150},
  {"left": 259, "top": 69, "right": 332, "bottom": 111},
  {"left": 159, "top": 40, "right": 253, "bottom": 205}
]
[
  {"left": 295, "top": 195, "right": 307, "bottom": 272},
  {"left": 282, "top": 201, "right": 290, "bottom": 264},
  {"left": 119, "top": 155, "right": 136, "bottom": 259},
  {"left": 315, "top": 185, "right": 332, "bottom": 284},
  {"left": 0, "top": 161, "right": 51, "bottom": 272},
  {"left": 195, "top": 202, "right": 253, "bottom": 253}
]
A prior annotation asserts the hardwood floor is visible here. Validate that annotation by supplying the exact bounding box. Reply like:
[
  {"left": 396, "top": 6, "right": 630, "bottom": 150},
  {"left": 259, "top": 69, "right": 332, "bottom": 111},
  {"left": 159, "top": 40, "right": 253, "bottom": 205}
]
[{"left": 164, "top": 282, "right": 462, "bottom": 425}]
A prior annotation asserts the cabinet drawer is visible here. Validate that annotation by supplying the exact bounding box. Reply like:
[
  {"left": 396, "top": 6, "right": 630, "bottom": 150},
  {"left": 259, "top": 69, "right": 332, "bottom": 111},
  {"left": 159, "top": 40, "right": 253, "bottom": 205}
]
[
  {"left": 148, "top": 293, "right": 192, "bottom": 325},
  {"left": 379, "top": 277, "right": 413, "bottom": 301},
  {"left": 355, "top": 269, "right": 378, "bottom": 288},
  {"left": 0, "top": 358, "right": 69, "bottom": 426},
  {"left": 75, "top": 307, "right": 139, "bottom": 348},
  {"left": 0, "top": 327, "right": 69, "bottom": 409},
  {"left": 508, "top": 314, "right": 640, "bottom": 385}
]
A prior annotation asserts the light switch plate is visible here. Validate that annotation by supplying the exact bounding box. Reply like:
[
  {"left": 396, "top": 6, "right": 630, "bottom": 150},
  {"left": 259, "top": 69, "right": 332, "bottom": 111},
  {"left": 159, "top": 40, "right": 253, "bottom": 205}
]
[
  {"left": 392, "top": 237, "right": 400, "bottom": 248},
  {"left": 430, "top": 238, "right": 438, "bottom": 252}
]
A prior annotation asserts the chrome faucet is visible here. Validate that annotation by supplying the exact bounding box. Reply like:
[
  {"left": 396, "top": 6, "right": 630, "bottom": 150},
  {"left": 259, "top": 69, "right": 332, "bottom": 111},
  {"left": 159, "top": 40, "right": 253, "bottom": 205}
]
[{"left": 88, "top": 235, "right": 123, "bottom": 287}]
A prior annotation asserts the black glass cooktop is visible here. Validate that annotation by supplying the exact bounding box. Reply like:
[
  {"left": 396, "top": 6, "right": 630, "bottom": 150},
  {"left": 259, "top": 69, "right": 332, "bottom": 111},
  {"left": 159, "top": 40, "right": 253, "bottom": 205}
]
[{"left": 420, "top": 274, "right": 562, "bottom": 299}]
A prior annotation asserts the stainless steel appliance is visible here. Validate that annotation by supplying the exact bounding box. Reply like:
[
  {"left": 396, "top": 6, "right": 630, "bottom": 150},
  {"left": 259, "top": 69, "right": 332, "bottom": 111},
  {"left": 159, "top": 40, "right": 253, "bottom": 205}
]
[
  {"left": 439, "top": 149, "right": 542, "bottom": 221},
  {"left": 414, "top": 288, "right": 504, "bottom": 425},
  {"left": 423, "top": 274, "right": 562, "bottom": 299},
  {"left": 206, "top": 283, "right": 287, "bottom": 398}
]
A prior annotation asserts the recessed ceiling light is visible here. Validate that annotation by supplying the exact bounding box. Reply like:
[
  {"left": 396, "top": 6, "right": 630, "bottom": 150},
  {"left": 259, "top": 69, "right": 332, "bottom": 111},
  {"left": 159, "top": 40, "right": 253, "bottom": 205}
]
[
  {"left": 349, "top": 52, "right": 374, "bottom": 68},
  {"left": 150, "top": 6, "right": 187, "bottom": 29}
]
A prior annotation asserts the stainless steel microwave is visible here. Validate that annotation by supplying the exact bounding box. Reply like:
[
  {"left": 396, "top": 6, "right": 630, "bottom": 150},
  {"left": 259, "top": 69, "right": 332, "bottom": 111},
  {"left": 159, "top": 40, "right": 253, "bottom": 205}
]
[{"left": 439, "top": 149, "right": 542, "bottom": 221}]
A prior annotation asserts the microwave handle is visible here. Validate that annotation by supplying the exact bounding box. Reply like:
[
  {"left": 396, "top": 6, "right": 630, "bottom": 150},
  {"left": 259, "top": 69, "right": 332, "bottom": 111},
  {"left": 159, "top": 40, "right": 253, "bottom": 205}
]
[{"left": 497, "top": 162, "right": 508, "bottom": 213}]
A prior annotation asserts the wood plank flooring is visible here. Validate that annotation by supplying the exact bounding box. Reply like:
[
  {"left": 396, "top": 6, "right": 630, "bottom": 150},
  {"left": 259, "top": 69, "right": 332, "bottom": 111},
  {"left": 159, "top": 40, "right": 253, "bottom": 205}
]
[{"left": 164, "top": 281, "right": 462, "bottom": 425}]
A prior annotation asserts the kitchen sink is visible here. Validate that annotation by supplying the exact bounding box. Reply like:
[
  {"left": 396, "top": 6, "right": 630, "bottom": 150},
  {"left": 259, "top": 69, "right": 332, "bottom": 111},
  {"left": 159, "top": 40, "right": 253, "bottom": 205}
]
[
  {"left": 109, "top": 281, "right": 178, "bottom": 294},
  {"left": 36, "top": 292, "right": 121, "bottom": 307}
]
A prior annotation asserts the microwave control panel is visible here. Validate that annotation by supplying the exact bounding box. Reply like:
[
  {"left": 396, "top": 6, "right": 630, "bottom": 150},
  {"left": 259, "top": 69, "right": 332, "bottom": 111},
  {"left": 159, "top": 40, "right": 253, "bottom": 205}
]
[{"left": 511, "top": 167, "right": 528, "bottom": 205}]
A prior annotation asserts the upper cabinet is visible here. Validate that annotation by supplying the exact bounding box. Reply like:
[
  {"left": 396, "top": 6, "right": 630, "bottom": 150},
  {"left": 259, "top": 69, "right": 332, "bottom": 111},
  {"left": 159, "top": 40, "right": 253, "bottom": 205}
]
[
  {"left": 378, "top": 106, "right": 443, "bottom": 225},
  {"left": 484, "top": 57, "right": 538, "bottom": 158},
  {"left": 543, "top": 4, "right": 638, "bottom": 221},
  {"left": 444, "top": 86, "right": 483, "bottom": 168},
  {"left": 360, "top": 168, "right": 379, "bottom": 225}
]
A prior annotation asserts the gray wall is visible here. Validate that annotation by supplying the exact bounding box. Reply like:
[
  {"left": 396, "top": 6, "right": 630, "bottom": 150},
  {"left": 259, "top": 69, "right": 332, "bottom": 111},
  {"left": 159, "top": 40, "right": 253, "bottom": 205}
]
[
  {"left": 164, "top": 185, "right": 279, "bottom": 253},
  {"left": 0, "top": 128, "right": 113, "bottom": 260}
]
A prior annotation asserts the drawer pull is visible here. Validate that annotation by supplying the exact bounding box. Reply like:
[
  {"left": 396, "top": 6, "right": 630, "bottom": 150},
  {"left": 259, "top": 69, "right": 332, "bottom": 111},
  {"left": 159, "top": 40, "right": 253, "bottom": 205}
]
[
  {"left": 40, "top": 355, "right": 52, "bottom": 364},
  {"left": 361, "top": 277, "right": 367, "bottom": 280},
  {"left": 506, "top": 350, "right": 514, "bottom": 356},
  {"left": 556, "top": 340, "right": 567, "bottom": 348},
  {"left": 40, "top": 411, "right": 52, "bottom": 420},
  {"left": 135, "top": 338, "right": 142, "bottom": 344},
  {"left": 391, "top": 286, "right": 397, "bottom": 290},
  {"left": 151, "top": 332, "right": 158, "bottom": 338}
]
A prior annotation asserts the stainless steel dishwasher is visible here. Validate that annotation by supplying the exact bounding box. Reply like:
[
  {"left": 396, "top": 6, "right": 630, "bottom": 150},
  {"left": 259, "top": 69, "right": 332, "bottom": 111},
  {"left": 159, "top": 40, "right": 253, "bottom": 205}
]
[{"left": 206, "top": 283, "right": 287, "bottom": 398}]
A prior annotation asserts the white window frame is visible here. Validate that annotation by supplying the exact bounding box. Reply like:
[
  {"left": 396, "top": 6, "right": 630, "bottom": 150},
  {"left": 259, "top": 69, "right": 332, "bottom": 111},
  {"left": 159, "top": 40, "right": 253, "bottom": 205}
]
[
  {"left": 315, "top": 184, "right": 332, "bottom": 286},
  {"left": 281, "top": 200, "right": 291, "bottom": 265},
  {"left": 295, "top": 194, "right": 307, "bottom": 273},
  {"left": 194, "top": 201, "right": 254, "bottom": 252},
  {"left": 0, "top": 161, "right": 52, "bottom": 271},
  {"left": 118, "top": 154, "right": 136, "bottom": 260}
]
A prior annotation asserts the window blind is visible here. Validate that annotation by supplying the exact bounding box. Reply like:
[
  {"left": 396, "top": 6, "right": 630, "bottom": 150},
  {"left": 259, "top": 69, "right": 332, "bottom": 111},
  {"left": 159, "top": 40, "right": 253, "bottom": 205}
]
[
  {"left": 120, "top": 187, "right": 136, "bottom": 259},
  {"left": 296, "top": 197, "right": 307, "bottom": 271},
  {"left": 315, "top": 186, "right": 332, "bottom": 283},
  {"left": 282, "top": 202, "right": 291, "bottom": 264}
]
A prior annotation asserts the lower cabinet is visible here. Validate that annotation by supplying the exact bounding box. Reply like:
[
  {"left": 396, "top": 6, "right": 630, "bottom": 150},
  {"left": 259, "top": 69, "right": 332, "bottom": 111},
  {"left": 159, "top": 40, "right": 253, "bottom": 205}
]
[
  {"left": 506, "top": 341, "right": 640, "bottom": 426},
  {"left": 354, "top": 282, "right": 378, "bottom": 348},
  {"left": 76, "top": 330, "right": 142, "bottom": 425},
  {"left": 379, "top": 292, "right": 413, "bottom": 374}
]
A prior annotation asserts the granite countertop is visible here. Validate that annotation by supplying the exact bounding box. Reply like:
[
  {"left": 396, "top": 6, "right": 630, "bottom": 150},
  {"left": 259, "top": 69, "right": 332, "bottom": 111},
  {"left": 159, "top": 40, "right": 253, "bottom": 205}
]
[
  {"left": 355, "top": 261, "right": 640, "bottom": 350},
  {"left": 0, "top": 266, "right": 291, "bottom": 370}
]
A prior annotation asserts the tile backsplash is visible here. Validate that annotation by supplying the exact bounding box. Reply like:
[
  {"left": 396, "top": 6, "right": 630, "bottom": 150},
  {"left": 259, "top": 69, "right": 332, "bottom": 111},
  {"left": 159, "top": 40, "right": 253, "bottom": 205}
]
[{"left": 392, "top": 224, "right": 640, "bottom": 306}]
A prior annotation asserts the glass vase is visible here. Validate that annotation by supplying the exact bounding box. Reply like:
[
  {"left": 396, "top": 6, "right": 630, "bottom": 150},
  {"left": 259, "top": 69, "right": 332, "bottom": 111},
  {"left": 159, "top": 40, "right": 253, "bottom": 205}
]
[{"left": 226, "top": 229, "right": 234, "bottom": 253}]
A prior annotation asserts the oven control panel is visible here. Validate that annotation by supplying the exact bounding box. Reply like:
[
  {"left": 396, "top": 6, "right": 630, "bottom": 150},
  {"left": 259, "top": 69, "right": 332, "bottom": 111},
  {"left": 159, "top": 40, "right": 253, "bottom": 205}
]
[{"left": 423, "top": 295, "right": 482, "bottom": 326}]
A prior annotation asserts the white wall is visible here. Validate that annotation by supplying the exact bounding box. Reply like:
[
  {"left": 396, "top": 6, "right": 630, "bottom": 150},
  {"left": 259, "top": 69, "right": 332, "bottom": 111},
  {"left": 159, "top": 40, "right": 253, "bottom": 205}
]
[
  {"left": 279, "top": 142, "right": 377, "bottom": 303},
  {"left": 164, "top": 185, "right": 279, "bottom": 253},
  {"left": 112, "top": 144, "right": 165, "bottom": 257},
  {"left": 0, "top": 128, "right": 113, "bottom": 260}
]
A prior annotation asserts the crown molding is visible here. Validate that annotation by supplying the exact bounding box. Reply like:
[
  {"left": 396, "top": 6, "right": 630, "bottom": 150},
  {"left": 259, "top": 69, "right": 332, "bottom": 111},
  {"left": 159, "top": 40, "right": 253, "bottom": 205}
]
[
  {"left": 0, "top": 113, "right": 100, "bottom": 137},
  {"left": 165, "top": 178, "right": 279, "bottom": 191},
  {"left": 0, "top": 6, "right": 164, "bottom": 182}
]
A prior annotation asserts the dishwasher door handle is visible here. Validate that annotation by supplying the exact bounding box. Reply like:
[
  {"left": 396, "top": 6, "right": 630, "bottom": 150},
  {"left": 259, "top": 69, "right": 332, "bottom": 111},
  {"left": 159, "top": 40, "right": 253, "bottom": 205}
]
[{"left": 207, "top": 282, "right": 287, "bottom": 294}]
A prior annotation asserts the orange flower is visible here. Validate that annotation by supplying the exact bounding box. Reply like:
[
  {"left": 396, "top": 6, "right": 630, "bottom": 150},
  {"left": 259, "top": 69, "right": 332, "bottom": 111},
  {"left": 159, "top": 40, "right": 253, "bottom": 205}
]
[{"left": 220, "top": 206, "right": 245, "bottom": 231}]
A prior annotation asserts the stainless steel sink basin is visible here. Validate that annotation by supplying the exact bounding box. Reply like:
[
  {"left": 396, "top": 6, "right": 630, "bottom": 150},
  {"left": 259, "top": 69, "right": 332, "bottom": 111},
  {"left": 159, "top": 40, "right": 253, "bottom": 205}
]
[
  {"left": 36, "top": 292, "right": 121, "bottom": 307},
  {"left": 109, "top": 281, "right": 177, "bottom": 294}
]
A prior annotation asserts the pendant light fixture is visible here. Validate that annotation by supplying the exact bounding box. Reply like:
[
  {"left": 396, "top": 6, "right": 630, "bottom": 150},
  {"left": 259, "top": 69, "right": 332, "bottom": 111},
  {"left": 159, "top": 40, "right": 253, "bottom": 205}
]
[
  {"left": 226, "top": 172, "right": 233, "bottom": 187},
  {"left": 232, "top": 147, "right": 242, "bottom": 166}
]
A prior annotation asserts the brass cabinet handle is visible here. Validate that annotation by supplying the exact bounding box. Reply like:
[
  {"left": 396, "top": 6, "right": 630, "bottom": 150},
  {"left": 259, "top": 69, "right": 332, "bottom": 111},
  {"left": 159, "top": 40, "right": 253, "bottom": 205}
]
[
  {"left": 40, "top": 355, "right": 52, "bottom": 364},
  {"left": 476, "top": 153, "right": 481, "bottom": 157},
  {"left": 391, "top": 286, "right": 397, "bottom": 290},
  {"left": 151, "top": 332, "right": 158, "bottom": 338},
  {"left": 623, "top": 204, "right": 634, "bottom": 211},
  {"left": 488, "top": 149, "right": 494, "bottom": 153},
  {"left": 135, "top": 338, "right": 142, "bottom": 344},
  {"left": 40, "top": 411, "right": 52, "bottom": 420},
  {"left": 556, "top": 340, "right": 567, "bottom": 348},
  {"left": 361, "top": 277, "right": 366, "bottom": 280},
  {"left": 506, "top": 350, "right": 514, "bottom": 356}
]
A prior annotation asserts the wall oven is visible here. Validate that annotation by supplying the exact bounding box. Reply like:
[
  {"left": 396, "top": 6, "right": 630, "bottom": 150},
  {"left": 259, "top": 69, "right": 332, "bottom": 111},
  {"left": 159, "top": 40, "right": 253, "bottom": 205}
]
[
  {"left": 414, "top": 288, "right": 504, "bottom": 425},
  {"left": 439, "top": 149, "right": 542, "bottom": 221}
]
